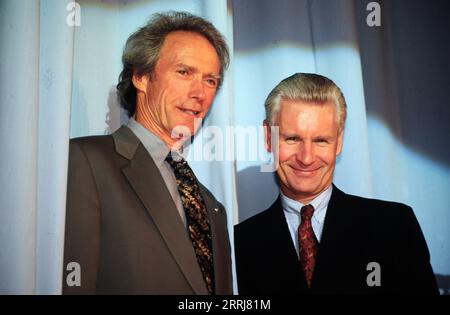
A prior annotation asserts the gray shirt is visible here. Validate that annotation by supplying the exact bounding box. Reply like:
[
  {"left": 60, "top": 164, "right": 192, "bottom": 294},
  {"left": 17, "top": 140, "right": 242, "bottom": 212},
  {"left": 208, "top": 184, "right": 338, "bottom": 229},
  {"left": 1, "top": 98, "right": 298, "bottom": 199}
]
[{"left": 127, "top": 118, "right": 186, "bottom": 226}]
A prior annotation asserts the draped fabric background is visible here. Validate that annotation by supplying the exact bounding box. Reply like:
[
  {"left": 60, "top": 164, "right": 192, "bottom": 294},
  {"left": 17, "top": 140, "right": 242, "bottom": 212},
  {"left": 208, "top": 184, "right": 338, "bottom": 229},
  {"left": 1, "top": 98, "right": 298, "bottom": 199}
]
[{"left": 0, "top": 0, "right": 449, "bottom": 294}]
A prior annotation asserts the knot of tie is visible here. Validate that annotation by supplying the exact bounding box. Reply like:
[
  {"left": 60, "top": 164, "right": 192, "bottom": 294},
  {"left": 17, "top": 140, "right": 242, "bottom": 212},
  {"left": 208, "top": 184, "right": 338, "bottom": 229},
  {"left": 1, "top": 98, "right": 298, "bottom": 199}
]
[
  {"left": 165, "top": 151, "right": 189, "bottom": 173},
  {"left": 165, "top": 153, "right": 201, "bottom": 191},
  {"left": 301, "top": 204, "right": 315, "bottom": 222}
]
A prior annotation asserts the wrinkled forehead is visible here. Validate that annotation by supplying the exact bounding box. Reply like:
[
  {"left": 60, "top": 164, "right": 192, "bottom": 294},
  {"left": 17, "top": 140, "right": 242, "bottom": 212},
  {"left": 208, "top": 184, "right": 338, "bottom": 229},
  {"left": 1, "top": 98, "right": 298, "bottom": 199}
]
[{"left": 157, "top": 31, "right": 220, "bottom": 73}]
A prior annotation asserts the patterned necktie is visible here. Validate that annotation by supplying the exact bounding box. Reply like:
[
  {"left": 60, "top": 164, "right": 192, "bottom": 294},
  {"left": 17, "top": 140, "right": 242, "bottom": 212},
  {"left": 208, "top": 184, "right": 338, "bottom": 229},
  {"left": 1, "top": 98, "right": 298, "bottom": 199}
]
[
  {"left": 165, "top": 152, "right": 215, "bottom": 294},
  {"left": 298, "top": 205, "right": 318, "bottom": 288}
]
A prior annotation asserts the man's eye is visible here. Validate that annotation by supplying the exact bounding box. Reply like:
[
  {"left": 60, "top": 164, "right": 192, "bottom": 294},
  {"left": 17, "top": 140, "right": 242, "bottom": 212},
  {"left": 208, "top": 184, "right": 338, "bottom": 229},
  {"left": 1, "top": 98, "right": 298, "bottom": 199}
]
[
  {"left": 177, "top": 69, "right": 189, "bottom": 76},
  {"left": 206, "top": 78, "right": 218, "bottom": 87},
  {"left": 285, "top": 137, "right": 298, "bottom": 143}
]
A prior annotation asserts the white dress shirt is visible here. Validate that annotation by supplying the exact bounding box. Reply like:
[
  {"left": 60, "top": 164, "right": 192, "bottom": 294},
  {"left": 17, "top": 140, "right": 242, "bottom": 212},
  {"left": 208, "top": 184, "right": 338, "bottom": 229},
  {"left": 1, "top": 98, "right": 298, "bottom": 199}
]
[{"left": 281, "top": 185, "right": 332, "bottom": 257}]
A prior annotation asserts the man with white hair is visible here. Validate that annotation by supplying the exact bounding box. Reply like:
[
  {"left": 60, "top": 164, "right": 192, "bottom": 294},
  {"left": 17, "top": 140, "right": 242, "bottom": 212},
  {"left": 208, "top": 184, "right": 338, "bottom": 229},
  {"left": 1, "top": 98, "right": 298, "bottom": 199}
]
[{"left": 235, "top": 73, "right": 438, "bottom": 295}]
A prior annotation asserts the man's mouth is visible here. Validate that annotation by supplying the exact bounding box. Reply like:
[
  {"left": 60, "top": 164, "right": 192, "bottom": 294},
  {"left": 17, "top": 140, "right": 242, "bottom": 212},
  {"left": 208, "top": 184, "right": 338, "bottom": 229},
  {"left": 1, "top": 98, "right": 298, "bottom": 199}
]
[
  {"left": 178, "top": 107, "right": 200, "bottom": 116},
  {"left": 290, "top": 166, "right": 320, "bottom": 177}
]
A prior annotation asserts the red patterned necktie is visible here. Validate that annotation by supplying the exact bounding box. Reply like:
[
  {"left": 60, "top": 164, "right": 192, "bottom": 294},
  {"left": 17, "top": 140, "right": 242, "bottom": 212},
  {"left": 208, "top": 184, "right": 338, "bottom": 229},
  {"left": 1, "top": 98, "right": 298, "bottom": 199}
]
[
  {"left": 165, "top": 152, "right": 215, "bottom": 294},
  {"left": 298, "top": 204, "right": 318, "bottom": 288}
]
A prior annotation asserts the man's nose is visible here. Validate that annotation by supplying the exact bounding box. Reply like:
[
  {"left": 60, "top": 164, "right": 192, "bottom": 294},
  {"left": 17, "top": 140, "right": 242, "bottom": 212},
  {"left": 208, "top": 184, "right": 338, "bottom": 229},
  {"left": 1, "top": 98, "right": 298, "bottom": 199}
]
[
  {"left": 188, "top": 77, "right": 206, "bottom": 102},
  {"left": 296, "top": 142, "right": 314, "bottom": 166}
]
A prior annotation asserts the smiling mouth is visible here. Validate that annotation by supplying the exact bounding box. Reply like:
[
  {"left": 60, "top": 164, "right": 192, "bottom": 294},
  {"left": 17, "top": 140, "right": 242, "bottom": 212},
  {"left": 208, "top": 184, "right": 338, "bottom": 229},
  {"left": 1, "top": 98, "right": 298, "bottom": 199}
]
[
  {"left": 291, "top": 166, "right": 320, "bottom": 177},
  {"left": 178, "top": 107, "right": 200, "bottom": 116}
]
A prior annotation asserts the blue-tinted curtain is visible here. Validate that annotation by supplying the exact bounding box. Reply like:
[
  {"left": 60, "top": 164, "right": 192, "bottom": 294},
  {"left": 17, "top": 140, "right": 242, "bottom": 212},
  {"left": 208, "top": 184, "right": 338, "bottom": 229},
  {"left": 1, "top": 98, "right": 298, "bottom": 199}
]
[{"left": 0, "top": 0, "right": 448, "bottom": 294}]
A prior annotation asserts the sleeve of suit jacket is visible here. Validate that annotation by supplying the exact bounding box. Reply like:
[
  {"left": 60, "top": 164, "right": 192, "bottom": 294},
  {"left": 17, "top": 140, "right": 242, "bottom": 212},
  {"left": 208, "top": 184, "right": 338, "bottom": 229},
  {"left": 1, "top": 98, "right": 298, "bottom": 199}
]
[
  {"left": 396, "top": 205, "right": 439, "bottom": 295},
  {"left": 63, "top": 140, "right": 101, "bottom": 294}
]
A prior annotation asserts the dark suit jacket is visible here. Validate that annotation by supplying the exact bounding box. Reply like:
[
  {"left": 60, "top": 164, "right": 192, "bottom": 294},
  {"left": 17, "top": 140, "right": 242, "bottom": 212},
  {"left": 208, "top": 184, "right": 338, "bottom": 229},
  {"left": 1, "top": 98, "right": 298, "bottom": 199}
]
[
  {"left": 63, "top": 125, "right": 232, "bottom": 294},
  {"left": 235, "top": 185, "right": 438, "bottom": 295}
]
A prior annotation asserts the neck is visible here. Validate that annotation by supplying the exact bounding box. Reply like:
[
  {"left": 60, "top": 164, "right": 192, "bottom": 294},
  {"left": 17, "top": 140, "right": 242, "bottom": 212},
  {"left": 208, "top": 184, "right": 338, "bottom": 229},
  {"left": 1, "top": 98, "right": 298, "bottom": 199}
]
[{"left": 134, "top": 109, "right": 184, "bottom": 151}]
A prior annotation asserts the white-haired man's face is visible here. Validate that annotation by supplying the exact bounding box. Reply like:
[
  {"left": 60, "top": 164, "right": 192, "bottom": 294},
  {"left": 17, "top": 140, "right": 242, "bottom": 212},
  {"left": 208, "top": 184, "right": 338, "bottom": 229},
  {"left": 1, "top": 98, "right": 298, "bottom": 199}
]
[{"left": 265, "top": 99, "right": 344, "bottom": 204}]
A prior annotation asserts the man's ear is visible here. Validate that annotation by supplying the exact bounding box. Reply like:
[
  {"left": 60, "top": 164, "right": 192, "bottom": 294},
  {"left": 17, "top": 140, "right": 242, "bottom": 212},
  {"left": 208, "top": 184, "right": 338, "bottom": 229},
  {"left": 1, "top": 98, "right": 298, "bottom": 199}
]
[
  {"left": 132, "top": 73, "right": 149, "bottom": 93},
  {"left": 336, "top": 129, "right": 344, "bottom": 156},
  {"left": 263, "top": 120, "right": 272, "bottom": 153}
]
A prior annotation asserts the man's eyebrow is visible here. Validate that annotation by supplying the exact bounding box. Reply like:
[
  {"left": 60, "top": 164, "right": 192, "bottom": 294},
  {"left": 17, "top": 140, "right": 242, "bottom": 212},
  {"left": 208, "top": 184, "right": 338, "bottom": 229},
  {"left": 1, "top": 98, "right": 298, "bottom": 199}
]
[
  {"left": 176, "top": 63, "right": 221, "bottom": 80},
  {"left": 280, "top": 132, "right": 299, "bottom": 138},
  {"left": 313, "top": 135, "right": 334, "bottom": 141},
  {"left": 176, "top": 63, "right": 195, "bottom": 71}
]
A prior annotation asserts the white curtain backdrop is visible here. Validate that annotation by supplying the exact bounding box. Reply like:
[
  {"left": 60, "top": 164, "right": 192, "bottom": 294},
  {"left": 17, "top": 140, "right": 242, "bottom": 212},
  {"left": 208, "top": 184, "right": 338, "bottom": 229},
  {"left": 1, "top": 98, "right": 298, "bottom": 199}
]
[
  {"left": 0, "top": 0, "right": 448, "bottom": 294},
  {"left": 0, "top": 0, "right": 74, "bottom": 294},
  {"left": 0, "top": 0, "right": 39, "bottom": 295}
]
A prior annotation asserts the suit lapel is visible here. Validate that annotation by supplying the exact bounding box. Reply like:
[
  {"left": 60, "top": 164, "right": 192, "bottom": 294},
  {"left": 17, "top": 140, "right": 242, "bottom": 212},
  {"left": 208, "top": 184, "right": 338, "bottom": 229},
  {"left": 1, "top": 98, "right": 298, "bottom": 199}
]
[
  {"left": 312, "top": 185, "right": 362, "bottom": 290},
  {"left": 199, "top": 184, "right": 231, "bottom": 294},
  {"left": 268, "top": 198, "right": 309, "bottom": 292},
  {"left": 112, "top": 126, "right": 208, "bottom": 294}
]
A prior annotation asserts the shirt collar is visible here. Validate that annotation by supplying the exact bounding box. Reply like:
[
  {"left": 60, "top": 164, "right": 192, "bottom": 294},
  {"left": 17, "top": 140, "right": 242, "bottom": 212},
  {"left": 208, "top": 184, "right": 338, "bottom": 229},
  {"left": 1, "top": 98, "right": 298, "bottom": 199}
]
[
  {"left": 126, "top": 117, "right": 170, "bottom": 166},
  {"left": 280, "top": 185, "right": 333, "bottom": 225}
]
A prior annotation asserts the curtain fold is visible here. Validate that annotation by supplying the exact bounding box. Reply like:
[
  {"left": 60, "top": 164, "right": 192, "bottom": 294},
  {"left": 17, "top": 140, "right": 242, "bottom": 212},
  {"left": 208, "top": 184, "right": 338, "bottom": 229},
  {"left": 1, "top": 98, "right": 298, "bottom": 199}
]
[
  {"left": 0, "top": 0, "right": 448, "bottom": 294},
  {"left": 0, "top": 0, "right": 40, "bottom": 294},
  {"left": 36, "top": 0, "right": 74, "bottom": 294},
  {"left": 0, "top": 0, "right": 74, "bottom": 295}
]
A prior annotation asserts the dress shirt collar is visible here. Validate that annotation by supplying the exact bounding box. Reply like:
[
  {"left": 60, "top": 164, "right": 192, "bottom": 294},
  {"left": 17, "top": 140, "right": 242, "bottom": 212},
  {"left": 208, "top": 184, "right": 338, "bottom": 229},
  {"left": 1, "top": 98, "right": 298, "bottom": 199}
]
[
  {"left": 280, "top": 184, "right": 333, "bottom": 225},
  {"left": 126, "top": 117, "right": 170, "bottom": 166}
]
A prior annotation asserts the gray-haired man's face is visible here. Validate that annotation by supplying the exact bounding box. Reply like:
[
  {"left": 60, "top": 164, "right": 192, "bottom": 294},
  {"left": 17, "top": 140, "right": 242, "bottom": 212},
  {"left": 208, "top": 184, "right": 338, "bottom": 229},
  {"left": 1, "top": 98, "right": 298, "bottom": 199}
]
[
  {"left": 133, "top": 31, "right": 220, "bottom": 148},
  {"left": 266, "top": 99, "right": 344, "bottom": 204}
]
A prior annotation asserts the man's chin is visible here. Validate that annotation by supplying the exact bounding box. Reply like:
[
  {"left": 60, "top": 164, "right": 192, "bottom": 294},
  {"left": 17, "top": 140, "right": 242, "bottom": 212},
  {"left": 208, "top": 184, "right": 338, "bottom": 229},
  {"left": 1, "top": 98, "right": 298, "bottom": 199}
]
[
  {"left": 288, "top": 183, "right": 319, "bottom": 200},
  {"left": 171, "top": 123, "right": 194, "bottom": 137}
]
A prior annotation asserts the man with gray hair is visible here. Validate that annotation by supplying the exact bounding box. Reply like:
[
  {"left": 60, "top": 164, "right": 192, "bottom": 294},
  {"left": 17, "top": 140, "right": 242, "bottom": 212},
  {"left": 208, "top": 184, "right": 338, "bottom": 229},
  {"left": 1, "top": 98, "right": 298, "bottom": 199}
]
[
  {"left": 235, "top": 73, "right": 438, "bottom": 295},
  {"left": 63, "top": 11, "right": 232, "bottom": 294}
]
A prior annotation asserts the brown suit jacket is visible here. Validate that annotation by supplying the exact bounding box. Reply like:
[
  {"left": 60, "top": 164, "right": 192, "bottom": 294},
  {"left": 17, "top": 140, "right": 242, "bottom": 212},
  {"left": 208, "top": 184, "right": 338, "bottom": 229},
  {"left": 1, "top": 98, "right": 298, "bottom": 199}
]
[{"left": 63, "top": 126, "right": 232, "bottom": 294}]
